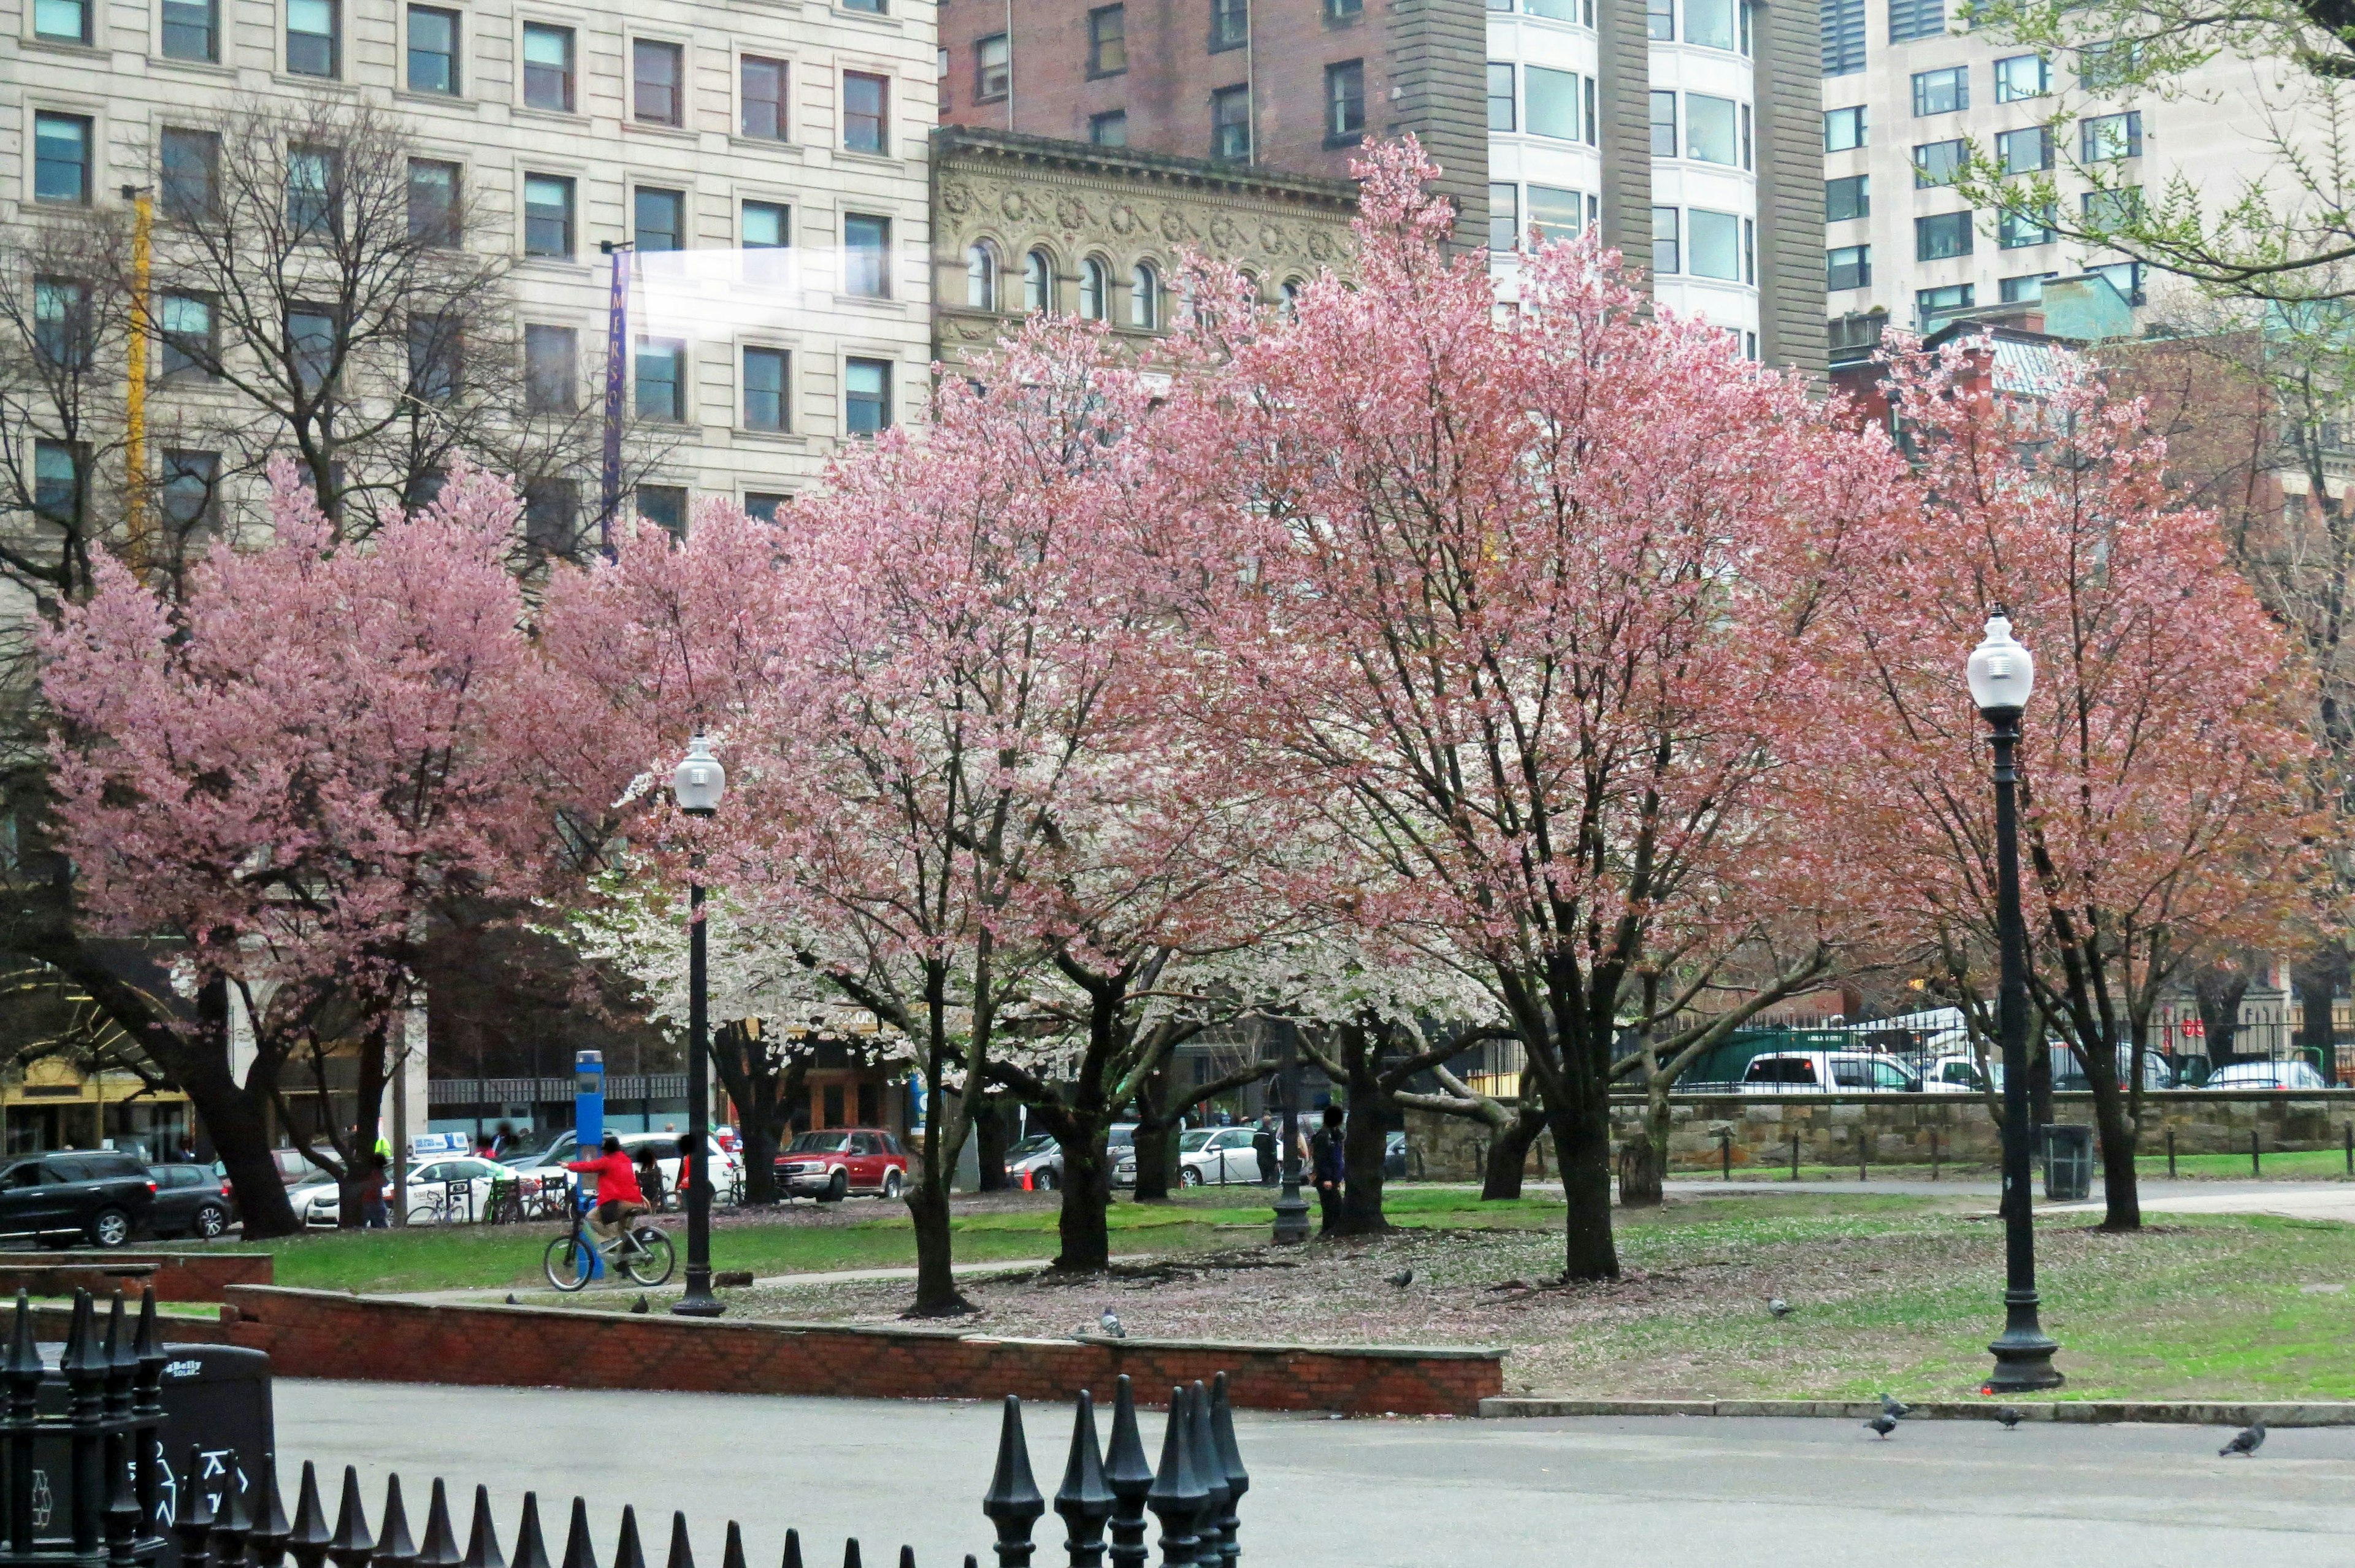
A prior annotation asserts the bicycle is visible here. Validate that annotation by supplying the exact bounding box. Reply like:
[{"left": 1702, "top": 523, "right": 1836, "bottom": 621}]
[{"left": 543, "top": 1198, "right": 676, "bottom": 1291}]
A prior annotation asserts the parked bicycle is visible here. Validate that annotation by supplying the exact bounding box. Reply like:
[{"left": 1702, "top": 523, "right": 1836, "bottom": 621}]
[{"left": 543, "top": 1192, "right": 676, "bottom": 1291}]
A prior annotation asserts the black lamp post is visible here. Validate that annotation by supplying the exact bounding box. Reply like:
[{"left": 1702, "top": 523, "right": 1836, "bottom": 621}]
[
  {"left": 1271, "top": 1020, "right": 1309, "bottom": 1245},
  {"left": 1968, "top": 614, "right": 2062, "bottom": 1391},
  {"left": 671, "top": 733, "right": 726, "bottom": 1318}
]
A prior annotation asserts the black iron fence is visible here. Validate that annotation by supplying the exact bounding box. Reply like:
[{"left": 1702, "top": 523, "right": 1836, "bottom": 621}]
[{"left": 1, "top": 1289, "right": 1247, "bottom": 1568}]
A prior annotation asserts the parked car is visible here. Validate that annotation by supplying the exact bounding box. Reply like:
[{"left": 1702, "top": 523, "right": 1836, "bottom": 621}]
[
  {"left": 1384, "top": 1130, "right": 1409, "bottom": 1179},
  {"left": 148, "top": 1163, "right": 236, "bottom": 1239},
  {"left": 775, "top": 1128, "right": 908, "bottom": 1200},
  {"left": 269, "top": 1147, "right": 335, "bottom": 1186},
  {"left": 1739, "top": 1052, "right": 1924, "bottom": 1093},
  {"left": 1006, "top": 1135, "right": 1063, "bottom": 1190},
  {"left": 0, "top": 1150, "right": 158, "bottom": 1247},
  {"left": 1107, "top": 1125, "right": 1144, "bottom": 1188},
  {"left": 289, "top": 1169, "right": 342, "bottom": 1228},
  {"left": 1920, "top": 1054, "right": 1991, "bottom": 1093},
  {"left": 2200, "top": 1059, "right": 2329, "bottom": 1091},
  {"left": 1174, "top": 1126, "right": 1262, "bottom": 1186}
]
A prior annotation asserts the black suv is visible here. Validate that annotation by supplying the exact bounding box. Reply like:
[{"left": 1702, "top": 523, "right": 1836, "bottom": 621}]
[{"left": 0, "top": 1151, "right": 158, "bottom": 1247}]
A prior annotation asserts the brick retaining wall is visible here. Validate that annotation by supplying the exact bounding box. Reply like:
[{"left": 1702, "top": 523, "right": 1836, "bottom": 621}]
[
  {"left": 20, "top": 1252, "right": 274, "bottom": 1302},
  {"left": 1408, "top": 1090, "right": 2355, "bottom": 1179},
  {"left": 218, "top": 1286, "right": 1502, "bottom": 1416}
]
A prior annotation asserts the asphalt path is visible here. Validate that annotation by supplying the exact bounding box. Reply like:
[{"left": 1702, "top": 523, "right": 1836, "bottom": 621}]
[{"left": 278, "top": 1380, "right": 2355, "bottom": 1568}]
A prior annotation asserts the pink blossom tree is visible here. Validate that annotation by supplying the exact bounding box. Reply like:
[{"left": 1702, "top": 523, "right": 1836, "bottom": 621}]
[
  {"left": 1169, "top": 142, "right": 1904, "bottom": 1280},
  {"left": 40, "top": 462, "right": 610, "bottom": 1233},
  {"left": 1821, "top": 338, "right": 2324, "bottom": 1230}
]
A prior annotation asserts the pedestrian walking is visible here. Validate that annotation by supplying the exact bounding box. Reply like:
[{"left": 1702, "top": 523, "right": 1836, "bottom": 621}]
[
  {"left": 1309, "top": 1104, "right": 1346, "bottom": 1234},
  {"left": 359, "top": 1153, "right": 391, "bottom": 1229},
  {"left": 1254, "top": 1118, "right": 1279, "bottom": 1187},
  {"left": 637, "top": 1142, "right": 668, "bottom": 1211}
]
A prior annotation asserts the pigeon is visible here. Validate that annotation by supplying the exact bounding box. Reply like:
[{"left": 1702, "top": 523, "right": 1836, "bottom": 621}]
[
  {"left": 1880, "top": 1393, "right": 1912, "bottom": 1420},
  {"left": 1099, "top": 1308, "right": 1125, "bottom": 1338},
  {"left": 630, "top": 1294, "right": 649, "bottom": 1315},
  {"left": 2220, "top": 1421, "right": 2266, "bottom": 1457},
  {"left": 1388, "top": 1268, "right": 1414, "bottom": 1288},
  {"left": 1865, "top": 1415, "right": 1897, "bottom": 1440},
  {"left": 504, "top": 1294, "right": 519, "bottom": 1306},
  {"left": 1996, "top": 1407, "right": 2024, "bottom": 1431},
  {"left": 1767, "top": 1297, "right": 1792, "bottom": 1318}
]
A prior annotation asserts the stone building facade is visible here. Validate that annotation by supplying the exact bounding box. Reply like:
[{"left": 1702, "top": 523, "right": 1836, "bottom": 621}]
[{"left": 930, "top": 125, "right": 1357, "bottom": 368}]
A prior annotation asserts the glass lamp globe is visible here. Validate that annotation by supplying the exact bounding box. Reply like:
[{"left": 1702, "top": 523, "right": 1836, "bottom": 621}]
[
  {"left": 673, "top": 732, "right": 727, "bottom": 815},
  {"left": 1966, "top": 614, "right": 2035, "bottom": 716}
]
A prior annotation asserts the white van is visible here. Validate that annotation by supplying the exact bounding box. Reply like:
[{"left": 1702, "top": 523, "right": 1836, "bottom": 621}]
[{"left": 1739, "top": 1052, "right": 1924, "bottom": 1093}]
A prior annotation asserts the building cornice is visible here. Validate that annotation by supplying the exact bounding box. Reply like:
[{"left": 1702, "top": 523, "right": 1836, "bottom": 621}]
[{"left": 931, "top": 126, "right": 1360, "bottom": 213}]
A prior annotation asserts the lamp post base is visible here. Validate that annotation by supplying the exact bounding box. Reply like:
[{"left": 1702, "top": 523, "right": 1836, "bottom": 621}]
[
  {"left": 1985, "top": 1295, "right": 2062, "bottom": 1391},
  {"left": 1271, "top": 1190, "right": 1311, "bottom": 1245},
  {"left": 671, "top": 1266, "right": 727, "bottom": 1318}
]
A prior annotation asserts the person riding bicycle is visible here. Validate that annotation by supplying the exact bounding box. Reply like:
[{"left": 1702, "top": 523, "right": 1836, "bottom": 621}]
[{"left": 565, "top": 1132, "right": 649, "bottom": 1242}]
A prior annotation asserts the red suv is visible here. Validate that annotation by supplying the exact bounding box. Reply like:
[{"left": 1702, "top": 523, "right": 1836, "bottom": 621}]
[{"left": 776, "top": 1128, "right": 907, "bottom": 1201}]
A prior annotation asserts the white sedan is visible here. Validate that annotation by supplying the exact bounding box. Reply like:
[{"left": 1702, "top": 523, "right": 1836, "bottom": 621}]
[
  {"left": 299, "top": 1155, "right": 562, "bottom": 1227},
  {"left": 1176, "top": 1126, "right": 1266, "bottom": 1187}
]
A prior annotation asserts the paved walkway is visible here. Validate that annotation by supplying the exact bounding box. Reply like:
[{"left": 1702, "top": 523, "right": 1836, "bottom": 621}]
[
  {"left": 392, "top": 1255, "right": 1054, "bottom": 1306},
  {"left": 275, "top": 1380, "right": 2355, "bottom": 1567}
]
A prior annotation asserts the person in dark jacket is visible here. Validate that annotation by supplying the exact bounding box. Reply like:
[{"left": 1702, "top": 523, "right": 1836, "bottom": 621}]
[
  {"left": 1308, "top": 1104, "right": 1346, "bottom": 1234},
  {"left": 1253, "top": 1119, "right": 1279, "bottom": 1187}
]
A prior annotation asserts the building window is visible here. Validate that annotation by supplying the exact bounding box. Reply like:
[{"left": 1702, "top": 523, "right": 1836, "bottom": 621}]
[
  {"left": 1023, "top": 248, "right": 1054, "bottom": 313},
  {"left": 524, "top": 480, "right": 578, "bottom": 554},
  {"left": 744, "top": 492, "right": 787, "bottom": 522},
  {"left": 2087, "top": 259, "right": 2144, "bottom": 304},
  {"left": 407, "top": 6, "right": 459, "bottom": 94},
  {"left": 524, "top": 324, "right": 576, "bottom": 412},
  {"left": 1078, "top": 257, "right": 1109, "bottom": 319},
  {"left": 1530, "top": 185, "right": 1582, "bottom": 240},
  {"left": 840, "top": 0, "right": 883, "bottom": 14},
  {"left": 1090, "top": 110, "right": 1127, "bottom": 145},
  {"left": 33, "top": 442, "right": 80, "bottom": 526},
  {"left": 2082, "top": 186, "right": 2143, "bottom": 226},
  {"left": 1887, "top": 0, "right": 1943, "bottom": 44},
  {"left": 1527, "top": 66, "right": 1580, "bottom": 140},
  {"left": 742, "top": 56, "right": 789, "bottom": 140},
  {"left": 524, "top": 174, "right": 574, "bottom": 258},
  {"left": 286, "top": 145, "right": 338, "bottom": 235},
  {"left": 1489, "top": 183, "right": 1520, "bottom": 250},
  {"left": 1649, "top": 91, "right": 1677, "bottom": 158},
  {"left": 1585, "top": 75, "right": 1598, "bottom": 143},
  {"left": 34, "top": 279, "right": 90, "bottom": 369},
  {"left": 634, "top": 188, "right": 684, "bottom": 251},
  {"left": 159, "top": 293, "right": 215, "bottom": 378},
  {"left": 161, "top": 0, "right": 216, "bottom": 58},
  {"left": 289, "top": 306, "right": 336, "bottom": 395},
  {"left": 1652, "top": 205, "right": 1679, "bottom": 274},
  {"left": 2081, "top": 110, "right": 2143, "bottom": 162},
  {"left": 1130, "top": 263, "right": 1158, "bottom": 328},
  {"left": 2077, "top": 39, "right": 2139, "bottom": 93},
  {"left": 286, "top": 0, "right": 337, "bottom": 76},
  {"left": 1912, "top": 138, "right": 1964, "bottom": 187},
  {"left": 844, "top": 358, "right": 891, "bottom": 433},
  {"left": 1917, "top": 283, "right": 1974, "bottom": 325},
  {"left": 1822, "top": 0, "right": 1863, "bottom": 75},
  {"left": 1826, "top": 243, "right": 1870, "bottom": 289},
  {"left": 36, "top": 0, "right": 91, "bottom": 44},
  {"left": 1915, "top": 210, "right": 1973, "bottom": 260},
  {"left": 1687, "top": 209, "right": 1740, "bottom": 280},
  {"left": 1647, "top": 0, "right": 1672, "bottom": 40},
  {"left": 1997, "top": 202, "right": 2055, "bottom": 247},
  {"left": 1994, "top": 54, "right": 2048, "bottom": 101},
  {"left": 844, "top": 72, "right": 889, "bottom": 153},
  {"left": 1487, "top": 63, "right": 1516, "bottom": 132},
  {"left": 743, "top": 200, "right": 788, "bottom": 250},
  {"left": 1824, "top": 105, "right": 1866, "bottom": 151},
  {"left": 976, "top": 34, "right": 1010, "bottom": 99},
  {"left": 1826, "top": 174, "right": 1868, "bottom": 222},
  {"left": 407, "top": 315, "right": 461, "bottom": 403},
  {"left": 744, "top": 346, "right": 789, "bottom": 431},
  {"left": 1089, "top": 6, "right": 1127, "bottom": 75},
  {"left": 636, "top": 340, "right": 686, "bottom": 421},
  {"left": 966, "top": 242, "right": 998, "bottom": 310},
  {"left": 1211, "top": 85, "right": 1252, "bottom": 159},
  {"left": 1911, "top": 66, "right": 1967, "bottom": 115},
  {"left": 159, "top": 128, "right": 220, "bottom": 223},
  {"left": 33, "top": 114, "right": 92, "bottom": 205},
  {"left": 1326, "top": 60, "right": 1365, "bottom": 141},
  {"left": 524, "top": 23, "right": 574, "bottom": 110},
  {"left": 1687, "top": 0, "right": 1736, "bottom": 49},
  {"left": 637, "top": 485, "right": 687, "bottom": 536},
  {"left": 2000, "top": 272, "right": 2053, "bottom": 302},
  {"left": 1210, "top": 0, "right": 1247, "bottom": 50},
  {"left": 1996, "top": 125, "right": 2051, "bottom": 174},
  {"left": 1687, "top": 94, "right": 1738, "bottom": 163},
  {"left": 160, "top": 451, "right": 218, "bottom": 537},
  {"left": 844, "top": 213, "right": 890, "bottom": 297},
  {"left": 408, "top": 160, "right": 461, "bottom": 246},
  {"left": 635, "top": 40, "right": 684, "bottom": 125}
]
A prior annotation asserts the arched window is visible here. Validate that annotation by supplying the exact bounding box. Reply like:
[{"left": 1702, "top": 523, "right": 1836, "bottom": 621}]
[
  {"left": 1024, "top": 248, "right": 1054, "bottom": 313},
  {"left": 1079, "top": 257, "right": 1109, "bottom": 321},
  {"left": 965, "top": 243, "right": 998, "bottom": 310},
  {"left": 1238, "top": 270, "right": 1260, "bottom": 303},
  {"left": 1129, "top": 262, "right": 1158, "bottom": 329},
  {"left": 1279, "top": 278, "right": 1304, "bottom": 319}
]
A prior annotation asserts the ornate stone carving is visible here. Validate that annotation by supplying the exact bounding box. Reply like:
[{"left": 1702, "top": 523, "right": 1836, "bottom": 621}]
[
  {"left": 1055, "top": 194, "right": 1089, "bottom": 229},
  {"left": 940, "top": 182, "right": 975, "bottom": 216},
  {"left": 998, "top": 188, "right": 1030, "bottom": 222}
]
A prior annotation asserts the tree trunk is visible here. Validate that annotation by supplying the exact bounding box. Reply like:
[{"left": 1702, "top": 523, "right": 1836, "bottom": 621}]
[
  {"left": 903, "top": 1172, "right": 971, "bottom": 1317},
  {"left": 1129, "top": 1065, "right": 1176, "bottom": 1203},
  {"left": 1617, "top": 1085, "right": 1671, "bottom": 1208},
  {"left": 1482, "top": 1096, "right": 1545, "bottom": 1200},
  {"left": 974, "top": 1093, "right": 1013, "bottom": 1192},
  {"left": 1054, "top": 1109, "right": 1112, "bottom": 1272},
  {"left": 1553, "top": 1100, "right": 1620, "bottom": 1282},
  {"left": 1338, "top": 1098, "right": 1389, "bottom": 1236},
  {"left": 2194, "top": 965, "right": 2249, "bottom": 1063},
  {"left": 2294, "top": 941, "right": 2345, "bottom": 1067},
  {"left": 2079, "top": 1041, "right": 2142, "bottom": 1231}
]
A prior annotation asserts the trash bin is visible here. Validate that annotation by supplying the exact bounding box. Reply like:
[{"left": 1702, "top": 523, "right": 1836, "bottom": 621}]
[{"left": 2042, "top": 1123, "right": 2093, "bottom": 1202}]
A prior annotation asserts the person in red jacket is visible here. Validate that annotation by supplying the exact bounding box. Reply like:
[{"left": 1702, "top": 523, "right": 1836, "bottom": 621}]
[{"left": 565, "top": 1131, "right": 649, "bottom": 1242}]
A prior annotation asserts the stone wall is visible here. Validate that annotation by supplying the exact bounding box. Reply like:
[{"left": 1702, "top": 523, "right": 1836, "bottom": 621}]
[{"left": 1406, "top": 1091, "right": 2355, "bottom": 1179}]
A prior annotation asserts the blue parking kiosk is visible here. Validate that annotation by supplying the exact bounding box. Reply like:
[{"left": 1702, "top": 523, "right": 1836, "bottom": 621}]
[{"left": 573, "top": 1049, "right": 605, "bottom": 1280}]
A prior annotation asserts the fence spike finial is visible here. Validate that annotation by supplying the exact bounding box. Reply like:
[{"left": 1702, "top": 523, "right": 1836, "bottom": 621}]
[
  {"left": 219, "top": 1448, "right": 256, "bottom": 1552},
  {"left": 511, "top": 1494, "right": 553, "bottom": 1568},
  {"left": 614, "top": 1505, "right": 647, "bottom": 1568},
  {"left": 251, "top": 1453, "right": 294, "bottom": 1568},
  {"left": 781, "top": 1528, "right": 803, "bottom": 1568},
  {"left": 378, "top": 1473, "right": 420, "bottom": 1568},
  {"left": 1143, "top": 1388, "right": 1204, "bottom": 1568},
  {"left": 287, "top": 1461, "right": 332, "bottom": 1568},
  {"left": 1183, "top": 1384, "right": 1227, "bottom": 1568},
  {"left": 982, "top": 1395, "right": 1045, "bottom": 1568},
  {"left": 841, "top": 1540, "right": 862, "bottom": 1568},
  {"left": 327, "top": 1466, "right": 375, "bottom": 1568},
  {"left": 175, "top": 1442, "right": 218, "bottom": 1568},
  {"left": 721, "top": 1523, "right": 747, "bottom": 1568},
  {"left": 1053, "top": 1390, "right": 1114, "bottom": 1568},
  {"left": 898, "top": 1549, "right": 915, "bottom": 1568},
  {"left": 419, "top": 1478, "right": 464, "bottom": 1568},
  {"left": 462, "top": 1485, "right": 507, "bottom": 1568},
  {"left": 560, "top": 1498, "right": 599, "bottom": 1568},
  {"left": 665, "top": 1512, "right": 694, "bottom": 1568},
  {"left": 1206, "top": 1375, "right": 1246, "bottom": 1568},
  {"left": 1100, "top": 1377, "right": 1152, "bottom": 1568}
]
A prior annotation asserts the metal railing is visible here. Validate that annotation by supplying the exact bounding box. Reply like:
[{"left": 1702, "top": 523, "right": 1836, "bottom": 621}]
[{"left": 0, "top": 1287, "right": 1248, "bottom": 1568}]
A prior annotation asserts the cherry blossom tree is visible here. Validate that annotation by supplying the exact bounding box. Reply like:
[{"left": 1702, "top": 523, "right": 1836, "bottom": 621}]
[
  {"left": 39, "top": 462, "right": 609, "bottom": 1233},
  {"left": 1822, "top": 337, "right": 2325, "bottom": 1231},
  {"left": 1170, "top": 142, "right": 1904, "bottom": 1282}
]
